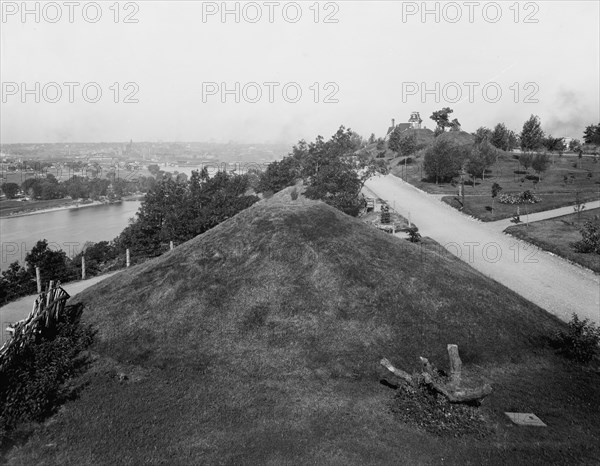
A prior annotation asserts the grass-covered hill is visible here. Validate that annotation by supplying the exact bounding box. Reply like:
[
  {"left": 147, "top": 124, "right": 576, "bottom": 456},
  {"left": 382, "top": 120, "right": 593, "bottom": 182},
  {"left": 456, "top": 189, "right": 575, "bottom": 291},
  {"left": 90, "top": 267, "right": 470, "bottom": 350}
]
[
  {"left": 7, "top": 187, "right": 600, "bottom": 465},
  {"left": 406, "top": 128, "right": 435, "bottom": 147},
  {"left": 436, "top": 130, "right": 476, "bottom": 147}
]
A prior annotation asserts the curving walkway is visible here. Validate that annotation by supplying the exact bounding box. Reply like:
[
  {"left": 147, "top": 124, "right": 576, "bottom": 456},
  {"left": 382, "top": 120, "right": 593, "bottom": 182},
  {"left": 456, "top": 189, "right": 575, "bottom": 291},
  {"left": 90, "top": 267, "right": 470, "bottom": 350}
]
[
  {"left": 0, "top": 272, "right": 118, "bottom": 344},
  {"left": 366, "top": 175, "right": 600, "bottom": 325}
]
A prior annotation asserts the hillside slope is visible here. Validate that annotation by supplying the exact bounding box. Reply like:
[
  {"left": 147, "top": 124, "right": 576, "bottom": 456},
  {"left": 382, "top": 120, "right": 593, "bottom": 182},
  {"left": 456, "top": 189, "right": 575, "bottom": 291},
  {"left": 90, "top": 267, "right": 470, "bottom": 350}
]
[
  {"left": 74, "top": 188, "right": 558, "bottom": 370},
  {"left": 8, "top": 188, "right": 597, "bottom": 465}
]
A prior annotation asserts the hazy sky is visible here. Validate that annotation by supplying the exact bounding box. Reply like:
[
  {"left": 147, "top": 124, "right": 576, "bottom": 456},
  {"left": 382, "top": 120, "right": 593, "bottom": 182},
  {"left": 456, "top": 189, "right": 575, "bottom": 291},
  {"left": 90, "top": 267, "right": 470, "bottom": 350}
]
[{"left": 1, "top": 1, "right": 599, "bottom": 144}]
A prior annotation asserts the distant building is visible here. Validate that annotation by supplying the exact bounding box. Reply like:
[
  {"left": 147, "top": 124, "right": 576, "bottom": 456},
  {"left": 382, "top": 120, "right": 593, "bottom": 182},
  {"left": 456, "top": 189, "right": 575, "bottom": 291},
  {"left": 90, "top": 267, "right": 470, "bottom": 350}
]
[
  {"left": 408, "top": 111, "right": 422, "bottom": 129},
  {"left": 386, "top": 112, "right": 422, "bottom": 140}
]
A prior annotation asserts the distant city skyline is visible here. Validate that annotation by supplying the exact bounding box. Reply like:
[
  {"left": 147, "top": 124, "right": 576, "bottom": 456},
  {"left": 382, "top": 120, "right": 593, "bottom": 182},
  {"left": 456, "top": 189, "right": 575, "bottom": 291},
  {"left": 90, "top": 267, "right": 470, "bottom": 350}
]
[{"left": 1, "top": 1, "right": 598, "bottom": 144}]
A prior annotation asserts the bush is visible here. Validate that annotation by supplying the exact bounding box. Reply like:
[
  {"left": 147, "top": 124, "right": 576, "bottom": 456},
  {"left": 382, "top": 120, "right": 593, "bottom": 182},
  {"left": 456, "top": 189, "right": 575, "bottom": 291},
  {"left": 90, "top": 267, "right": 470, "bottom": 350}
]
[
  {"left": 571, "top": 220, "right": 600, "bottom": 254},
  {"left": 406, "top": 226, "right": 421, "bottom": 243},
  {"left": 0, "top": 303, "right": 95, "bottom": 443},
  {"left": 552, "top": 314, "right": 600, "bottom": 363}
]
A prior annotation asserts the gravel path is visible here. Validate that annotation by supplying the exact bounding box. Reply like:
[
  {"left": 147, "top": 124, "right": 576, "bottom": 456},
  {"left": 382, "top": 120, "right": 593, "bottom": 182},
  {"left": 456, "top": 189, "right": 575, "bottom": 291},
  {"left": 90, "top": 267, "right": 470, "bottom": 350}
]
[
  {"left": 366, "top": 175, "right": 600, "bottom": 325},
  {"left": 0, "top": 272, "right": 118, "bottom": 344},
  {"left": 487, "top": 201, "right": 600, "bottom": 233}
]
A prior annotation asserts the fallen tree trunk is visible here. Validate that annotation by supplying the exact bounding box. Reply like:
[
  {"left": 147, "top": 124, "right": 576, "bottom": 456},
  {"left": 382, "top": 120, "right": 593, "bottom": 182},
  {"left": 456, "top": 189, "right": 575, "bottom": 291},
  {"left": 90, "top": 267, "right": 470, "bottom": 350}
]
[{"left": 380, "top": 344, "right": 492, "bottom": 405}]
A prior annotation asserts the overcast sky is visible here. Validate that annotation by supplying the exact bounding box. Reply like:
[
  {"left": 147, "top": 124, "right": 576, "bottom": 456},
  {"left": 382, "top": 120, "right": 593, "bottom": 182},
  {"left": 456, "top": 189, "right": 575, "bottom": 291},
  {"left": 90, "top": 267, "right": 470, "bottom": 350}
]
[{"left": 1, "top": 1, "right": 599, "bottom": 144}]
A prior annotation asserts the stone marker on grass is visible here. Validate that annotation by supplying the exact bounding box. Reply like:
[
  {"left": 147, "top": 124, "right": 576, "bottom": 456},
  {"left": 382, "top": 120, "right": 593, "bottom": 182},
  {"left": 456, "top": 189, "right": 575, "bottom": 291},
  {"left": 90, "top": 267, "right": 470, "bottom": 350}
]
[{"left": 505, "top": 412, "right": 547, "bottom": 427}]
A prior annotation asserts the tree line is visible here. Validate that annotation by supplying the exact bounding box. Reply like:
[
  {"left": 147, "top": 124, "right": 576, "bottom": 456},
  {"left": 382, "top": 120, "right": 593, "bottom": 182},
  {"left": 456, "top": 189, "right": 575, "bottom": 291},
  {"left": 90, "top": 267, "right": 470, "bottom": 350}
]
[
  {"left": 2, "top": 126, "right": 386, "bottom": 305},
  {"left": 1, "top": 174, "right": 156, "bottom": 201}
]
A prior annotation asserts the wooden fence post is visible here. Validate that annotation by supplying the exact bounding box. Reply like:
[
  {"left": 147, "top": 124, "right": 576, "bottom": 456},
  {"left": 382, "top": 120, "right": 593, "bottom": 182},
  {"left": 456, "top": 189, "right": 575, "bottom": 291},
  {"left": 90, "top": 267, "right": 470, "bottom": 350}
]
[
  {"left": 46, "top": 281, "right": 54, "bottom": 306},
  {"left": 126, "top": 249, "right": 130, "bottom": 268},
  {"left": 81, "top": 256, "right": 86, "bottom": 280},
  {"left": 36, "top": 266, "right": 41, "bottom": 293}
]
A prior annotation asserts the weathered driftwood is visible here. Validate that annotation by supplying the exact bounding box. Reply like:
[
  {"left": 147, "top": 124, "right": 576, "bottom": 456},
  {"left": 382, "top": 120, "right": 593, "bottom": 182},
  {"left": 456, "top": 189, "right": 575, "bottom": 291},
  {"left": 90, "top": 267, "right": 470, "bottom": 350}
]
[{"left": 380, "top": 344, "right": 492, "bottom": 404}]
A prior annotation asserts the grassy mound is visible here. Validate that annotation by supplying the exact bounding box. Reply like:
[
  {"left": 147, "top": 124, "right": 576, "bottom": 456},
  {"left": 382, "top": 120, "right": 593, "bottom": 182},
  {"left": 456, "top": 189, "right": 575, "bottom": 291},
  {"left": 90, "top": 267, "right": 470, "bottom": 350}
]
[
  {"left": 436, "top": 130, "right": 475, "bottom": 147},
  {"left": 72, "top": 187, "right": 558, "bottom": 372},
  {"left": 6, "top": 187, "right": 599, "bottom": 465},
  {"left": 406, "top": 128, "right": 435, "bottom": 147}
]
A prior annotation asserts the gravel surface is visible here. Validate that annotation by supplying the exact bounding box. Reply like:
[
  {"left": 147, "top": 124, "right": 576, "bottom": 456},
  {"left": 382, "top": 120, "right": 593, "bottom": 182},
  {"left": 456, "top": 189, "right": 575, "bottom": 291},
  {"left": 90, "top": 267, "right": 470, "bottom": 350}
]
[
  {"left": 0, "top": 272, "right": 118, "bottom": 344},
  {"left": 366, "top": 175, "right": 600, "bottom": 325},
  {"left": 487, "top": 200, "right": 600, "bottom": 233}
]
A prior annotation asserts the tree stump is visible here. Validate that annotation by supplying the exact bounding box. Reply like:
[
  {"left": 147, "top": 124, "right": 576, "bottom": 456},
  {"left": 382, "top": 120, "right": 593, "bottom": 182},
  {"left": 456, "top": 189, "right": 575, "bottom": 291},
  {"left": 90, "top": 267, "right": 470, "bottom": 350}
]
[{"left": 380, "top": 344, "right": 492, "bottom": 405}]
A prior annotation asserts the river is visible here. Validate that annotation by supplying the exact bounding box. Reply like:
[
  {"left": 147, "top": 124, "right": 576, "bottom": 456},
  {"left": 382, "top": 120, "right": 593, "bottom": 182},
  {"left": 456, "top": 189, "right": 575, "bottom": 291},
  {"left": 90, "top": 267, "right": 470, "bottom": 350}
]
[{"left": 0, "top": 200, "right": 142, "bottom": 271}]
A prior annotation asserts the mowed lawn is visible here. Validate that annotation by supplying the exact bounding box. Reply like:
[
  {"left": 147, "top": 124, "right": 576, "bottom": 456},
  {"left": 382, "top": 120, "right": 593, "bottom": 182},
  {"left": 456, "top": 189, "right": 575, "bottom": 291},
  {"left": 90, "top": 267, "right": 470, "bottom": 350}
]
[
  {"left": 390, "top": 152, "right": 600, "bottom": 221},
  {"left": 505, "top": 208, "right": 600, "bottom": 273}
]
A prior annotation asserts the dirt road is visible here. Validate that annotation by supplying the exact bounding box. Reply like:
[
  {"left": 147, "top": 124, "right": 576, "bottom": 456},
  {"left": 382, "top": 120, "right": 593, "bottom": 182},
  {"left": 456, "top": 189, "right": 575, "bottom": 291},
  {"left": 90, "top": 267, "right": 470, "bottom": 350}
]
[
  {"left": 366, "top": 175, "right": 600, "bottom": 325},
  {"left": 0, "top": 272, "right": 118, "bottom": 344}
]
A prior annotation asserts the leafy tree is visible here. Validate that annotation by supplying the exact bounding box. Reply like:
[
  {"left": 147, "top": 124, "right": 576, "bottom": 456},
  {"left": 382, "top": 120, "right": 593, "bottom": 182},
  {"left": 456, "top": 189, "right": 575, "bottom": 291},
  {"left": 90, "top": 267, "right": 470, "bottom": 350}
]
[
  {"left": 542, "top": 135, "right": 565, "bottom": 154},
  {"left": 531, "top": 152, "right": 551, "bottom": 180},
  {"left": 553, "top": 314, "right": 600, "bottom": 362},
  {"left": 72, "top": 241, "right": 120, "bottom": 277},
  {"left": 423, "top": 138, "right": 467, "bottom": 184},
  {"left": 1, "top": 182, "right": 19, "bottom": 199},
  {"left": 368, "top": 133, "right": 376, "bottom": 144},
  {"left": 491, "top": 182, "right": 502, "bottom": 215},
  {"left": 464, "top": 142, "right": 497, "bottom": 185},
  {"left": 257, "top": 156, "right": 299, "bottom": 194},
  {"left": 406, "top": 226, "right": 421, "bottom": 243},
  {"left": 21, "top": 178, "right": 38, "bottom": 197},
  {"left": 569, "top": 139, "right": 582, "bottom": 152},
  {"left": 490, "top": 123, "right": 511, "bottom": 151},
  {"left": 518, "top": 152, "right": 534, "bottom": 171},
  {"left": 116, "top": 171, "right": 259, "bottom": 260},
  {"left": 303, "top": 157, "right": 365, "bottom": 216},
  {"left": 464, "top": 150, "right": 485, "bottom": 187},
  {"left": 147, "top": 164, "right": 161, "bottom": 176},
  {"left": 520, "top": 115, "right": 545, "bottom": 151},
  {"left": 389, "top": 129, "right": 417, "bottom": 156},
  {"left": 507, "top": 130, "right": 519, "bottom": 151},
  {"left": 0, "top": 262, "right": 35, "bottom": 305},
  {"left": 380, "top": 204, "right": 391, "bottom": 224},
  {"left": 583, "top": 123, "right": 600, "bottom": 145},
  {"left": 473, "top": 127, "right": 492, "bottom": 145},
  {"left": 25, "top": 240, "right": 77, "bottom": 284},
  {"left": 571, "top": 220, "right": 600, "bottom": 254},
  {"left": 449, "top": 118, "right": 461, "bottom": 131},
  {"left": 430, "top": 107, "right": 454, "bottom": 133}
]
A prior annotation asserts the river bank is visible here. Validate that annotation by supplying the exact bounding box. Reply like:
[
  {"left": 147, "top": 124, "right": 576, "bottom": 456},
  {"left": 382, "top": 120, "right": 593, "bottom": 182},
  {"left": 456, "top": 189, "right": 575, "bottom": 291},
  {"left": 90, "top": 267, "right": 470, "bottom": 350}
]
[
  {"left": 1, "top": 200, "right": 143, "bottom": 271},
  {"left": 0, "top": 195, "right": 143, "bottom": 219}
]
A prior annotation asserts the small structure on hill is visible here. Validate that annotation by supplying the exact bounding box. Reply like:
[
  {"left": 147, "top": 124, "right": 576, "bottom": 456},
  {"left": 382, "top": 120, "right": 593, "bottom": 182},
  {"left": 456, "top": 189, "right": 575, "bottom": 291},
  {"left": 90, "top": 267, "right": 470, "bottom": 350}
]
[
  {"left": 386, "top": 112, "right": 423, "bottom": 140},
  {"left": 408, "top": 111, "right": 422, "bottom": 129}
]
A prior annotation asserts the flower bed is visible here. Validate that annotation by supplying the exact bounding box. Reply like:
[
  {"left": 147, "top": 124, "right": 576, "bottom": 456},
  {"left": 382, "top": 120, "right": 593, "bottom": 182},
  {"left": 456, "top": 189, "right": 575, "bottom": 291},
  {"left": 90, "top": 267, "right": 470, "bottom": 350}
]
[{"left": 499, "top": 190, "right": 541, "bottom": 205}]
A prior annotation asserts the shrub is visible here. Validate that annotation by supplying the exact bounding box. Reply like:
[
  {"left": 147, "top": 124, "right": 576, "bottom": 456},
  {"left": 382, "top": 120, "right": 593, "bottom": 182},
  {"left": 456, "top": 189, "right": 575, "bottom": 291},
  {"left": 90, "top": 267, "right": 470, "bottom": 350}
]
[
  {"left": 406, "top": 226, "right": 421, "bottom": 243},
  {"left": 552, "top": 314, "right": 600, "bottom": 363},
  {"left": 571, "top": 220, "right": 600, "bottom": 254},
  {"left": 290, "top": 187, "right": 299, "bottom": 200},
  {"left": 0, "top": 303, "right": 95, "bottom": 443},
  {"left": 380, "top": 204, "right": 391, "bottom": 224}
]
